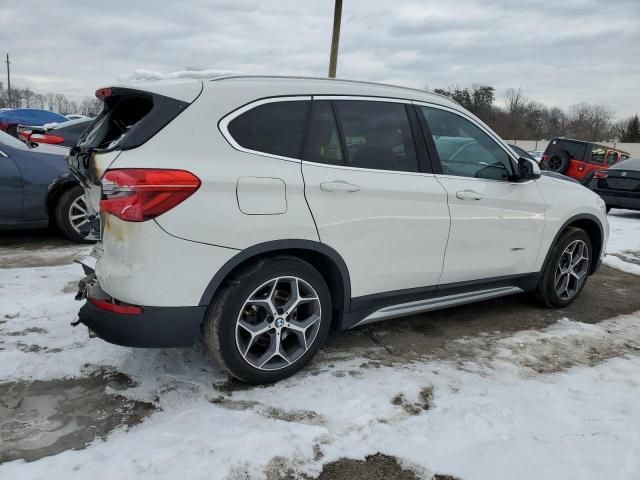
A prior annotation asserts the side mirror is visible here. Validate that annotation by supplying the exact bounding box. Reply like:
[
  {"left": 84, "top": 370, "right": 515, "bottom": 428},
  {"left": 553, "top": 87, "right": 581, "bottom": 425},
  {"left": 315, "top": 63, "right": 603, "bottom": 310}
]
[{"left": 517, "top": 157, "right": 541, "bottom": 181}]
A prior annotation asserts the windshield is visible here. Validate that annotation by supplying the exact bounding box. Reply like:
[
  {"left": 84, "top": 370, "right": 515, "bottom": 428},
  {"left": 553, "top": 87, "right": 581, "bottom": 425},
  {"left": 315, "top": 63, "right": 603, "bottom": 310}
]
[{"left": 0, "top": 130, "right": 29, "bottom": 149}]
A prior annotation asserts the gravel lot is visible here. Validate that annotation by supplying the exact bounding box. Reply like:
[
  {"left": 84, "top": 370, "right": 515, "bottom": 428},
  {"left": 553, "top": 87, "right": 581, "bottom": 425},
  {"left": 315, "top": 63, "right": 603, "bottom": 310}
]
[{"left": 1, "top": 210, "right": 640, "bottom": 479}]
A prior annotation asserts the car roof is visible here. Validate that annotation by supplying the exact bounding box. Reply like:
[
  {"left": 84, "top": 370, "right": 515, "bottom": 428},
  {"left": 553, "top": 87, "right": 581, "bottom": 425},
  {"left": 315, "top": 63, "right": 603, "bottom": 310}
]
[
  {"left": 112, "top": 74, "right": 460, "bottom": 110},
  {"left": 611, "top": 157, "right": 640, "bottom": 170},
  {"left": 551, "top": 137, "right": 630, "bottom": 155},
  {"left": 211, "top": 75, "right": 459, "bottom": 107}
]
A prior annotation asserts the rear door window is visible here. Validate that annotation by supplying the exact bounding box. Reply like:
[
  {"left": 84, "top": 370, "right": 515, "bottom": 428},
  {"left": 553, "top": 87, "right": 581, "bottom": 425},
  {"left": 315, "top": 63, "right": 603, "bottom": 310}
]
[
  {"left": 227, "top": 100, "right": 309, "bottom": 158},
  {"left": 331, "top": 100, "right": 418, "bottom": 173},
  {"left": 591, "top": 146, "right": 606, "bottom": 164},
  {"left": 302, "top": 101, "right": 344, "bottom": 166},
  {"left": 606, "top": 151, "right": 618, "bottom": 165}
]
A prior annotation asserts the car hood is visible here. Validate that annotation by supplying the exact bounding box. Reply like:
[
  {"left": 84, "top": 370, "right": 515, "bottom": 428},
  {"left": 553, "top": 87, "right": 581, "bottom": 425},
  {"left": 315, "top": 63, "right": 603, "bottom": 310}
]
[{"left": 540, "top": 170, "right": 580, "bottom": 184}]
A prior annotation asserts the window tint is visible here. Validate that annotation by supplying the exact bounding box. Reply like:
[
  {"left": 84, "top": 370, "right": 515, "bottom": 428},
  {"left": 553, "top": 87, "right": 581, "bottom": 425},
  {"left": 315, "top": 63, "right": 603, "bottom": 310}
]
[
  {"left": 302, "top": 101, "right": 343, "bottom": 165},
  {"left": 606, "top": 151, "right": 618, "bottom": 165},
  {"left": 332, "top": 101, "right": 418, "bottom": 172},
  {"left": 228, "top": 100, "right": 308, "bottom": 158},
  {"left": 420, "top": 107, "right": 511, "bottom": 180},
  {"left": 546, "top": 139, "right": 587, "bottom": 160}
]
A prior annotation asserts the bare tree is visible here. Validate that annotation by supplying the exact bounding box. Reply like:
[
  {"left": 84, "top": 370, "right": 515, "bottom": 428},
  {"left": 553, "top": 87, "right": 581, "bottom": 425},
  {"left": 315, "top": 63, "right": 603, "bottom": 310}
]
[{"left": 567, "top": 103, "right": 613, "bottom": 141}]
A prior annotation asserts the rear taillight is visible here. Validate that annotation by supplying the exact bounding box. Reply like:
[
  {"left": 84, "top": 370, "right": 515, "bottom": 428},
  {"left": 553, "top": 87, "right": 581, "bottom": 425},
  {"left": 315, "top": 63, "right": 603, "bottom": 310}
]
[
  {"left": 100, "top": 169, "right": 200, "bottom": 222},
  {"left": 594, "top": 171, "right": 608, "bottom": 179},
  {"left": 95, "top": 87, "right": 112, "bottom": 99},
  {"left": 23, "top": 132, "right": 65, "bottom": 144}
]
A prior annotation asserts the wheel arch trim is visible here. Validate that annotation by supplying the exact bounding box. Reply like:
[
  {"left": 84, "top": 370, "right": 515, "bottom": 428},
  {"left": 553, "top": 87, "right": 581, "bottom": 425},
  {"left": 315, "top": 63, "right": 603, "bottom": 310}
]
[
  {"left": 542, "top": 213, "right": 604, "bottom": 275},
  {"left": 45, "top": 174, "right": 79, "bottom": 220},
  {"left": 198, "top": 240, "right": 352, "bottom": 313}
]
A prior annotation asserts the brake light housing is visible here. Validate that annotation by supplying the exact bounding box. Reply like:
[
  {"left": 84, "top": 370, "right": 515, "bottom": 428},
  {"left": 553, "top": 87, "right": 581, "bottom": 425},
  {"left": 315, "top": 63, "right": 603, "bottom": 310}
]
[
  {"left": 19, "top": 131, "right": 65, "bottom": 144},
  {"left": 95, "top": 87, "right": 112, "bottom": 99},
  {"left": 100, "top": 169, "right": 201, "bottom": 222},
  {"left": 593, "top": 170, "right": 608, "bottom": 179}
]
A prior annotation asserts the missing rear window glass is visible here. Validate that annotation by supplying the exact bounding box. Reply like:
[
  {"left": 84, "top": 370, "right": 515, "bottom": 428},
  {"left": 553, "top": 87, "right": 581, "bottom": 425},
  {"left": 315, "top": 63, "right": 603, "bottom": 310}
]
[
  {"left": 78, "top": 89, "right": 189, "bottom": 152},
  {"left": 80, "top": 95, "right": 153, "bottom": 150}
]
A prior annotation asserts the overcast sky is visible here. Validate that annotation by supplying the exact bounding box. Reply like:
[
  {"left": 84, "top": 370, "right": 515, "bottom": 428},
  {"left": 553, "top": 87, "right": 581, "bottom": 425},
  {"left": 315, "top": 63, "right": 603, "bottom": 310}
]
[{"left": 1, "top": 0, "right": 639, "bottom": 117}]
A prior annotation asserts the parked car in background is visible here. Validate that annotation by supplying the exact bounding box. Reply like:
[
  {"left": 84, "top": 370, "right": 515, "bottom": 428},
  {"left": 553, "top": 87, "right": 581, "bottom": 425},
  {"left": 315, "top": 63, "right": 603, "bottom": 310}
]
[
  {"left": 509, "top": 144, "right": 537, "bottom": 162},
  {"left": 18, "top": 118, "right": 93, "bottom": 148},
  {"left": 589, "top": 157, "right": 640, "bottom": 212},
  {"left": 0, "top": 130, "right": 96, "bottom": 242},
  {"left": 0, "top": 108, "right": 68, "bottom": 137},
  {"left": 542, "top": 138, "right": 630, "bottom": 184},
  {"left": 509, "top": 144, "right": 543, "bottom": 164},
  {"left": 529, "top": 150, "right": 544, "bottom": 162},
  {"left": 70, "top": 76, "right": 608, "bottom": 384}
]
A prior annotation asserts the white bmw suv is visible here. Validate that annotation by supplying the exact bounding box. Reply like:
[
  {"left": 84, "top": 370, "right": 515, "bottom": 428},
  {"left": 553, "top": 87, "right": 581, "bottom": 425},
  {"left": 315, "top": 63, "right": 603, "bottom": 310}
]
[{"left": 69, "top": 75, "right": 609, "bottom": 384}]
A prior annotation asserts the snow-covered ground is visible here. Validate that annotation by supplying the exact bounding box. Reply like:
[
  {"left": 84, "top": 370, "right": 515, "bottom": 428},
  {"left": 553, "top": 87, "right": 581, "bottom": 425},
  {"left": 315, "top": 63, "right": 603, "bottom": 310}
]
[
  {"left": 603, "top": 209, "right": 640, "bottom": 275},
  {"left": 1, "top": 210, "right": 639, "bottom": 479}
]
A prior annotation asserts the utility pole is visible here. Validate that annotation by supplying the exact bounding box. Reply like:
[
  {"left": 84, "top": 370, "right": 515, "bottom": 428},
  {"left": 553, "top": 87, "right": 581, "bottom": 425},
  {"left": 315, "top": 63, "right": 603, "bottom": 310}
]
[
  {"left": 328, "top": 0, "right": 342, "bottom": 78},
  {"left": 5, "top": 54, "right": 11, "bottom": 107}
]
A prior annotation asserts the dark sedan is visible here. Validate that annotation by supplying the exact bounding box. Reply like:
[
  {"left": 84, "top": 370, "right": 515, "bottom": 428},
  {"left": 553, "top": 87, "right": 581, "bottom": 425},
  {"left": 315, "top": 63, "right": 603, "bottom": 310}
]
[
  {"left": 0, "top": 108, "right": 68, "bottom": 137},
  {"left": 590, "top": 157, "right": 640, "bottom": 212},
  {"left": 18, "top": 118, "right": 93, "bottom": 148},
  {"left": 0, "top": 130, "right": 95, "bottom": 242}
]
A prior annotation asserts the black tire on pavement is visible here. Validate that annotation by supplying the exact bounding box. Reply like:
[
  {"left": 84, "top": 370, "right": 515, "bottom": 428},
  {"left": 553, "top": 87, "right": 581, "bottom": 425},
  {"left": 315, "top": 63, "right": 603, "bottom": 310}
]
[
  {"left": 204, "top": 256, "right": 332, "bottom": 384},
  {"left": 535, "top": 227, "right": 592, "bottom": 308},
  {"left": 54, "top": 185, "right": 93, "bottom": 243}
]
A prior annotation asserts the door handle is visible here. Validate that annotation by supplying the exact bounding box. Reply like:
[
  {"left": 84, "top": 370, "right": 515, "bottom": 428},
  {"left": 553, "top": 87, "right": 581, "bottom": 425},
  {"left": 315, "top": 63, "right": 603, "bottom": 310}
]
[
  {"left": 320, "top": 181, "right": 361, "bottom": 193},
  {"left": 456, "top": 190, "right": 483, "bottom": 200}
]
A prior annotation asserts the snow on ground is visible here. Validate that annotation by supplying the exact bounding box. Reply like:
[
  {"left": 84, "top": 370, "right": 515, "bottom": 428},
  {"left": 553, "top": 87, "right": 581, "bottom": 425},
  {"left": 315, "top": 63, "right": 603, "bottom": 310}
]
[
  {"left": 1, "top": 210, "right": 639, "bottom": 479},
  {"left": 603, "top": 209, "right": 640, "bottom": 275}
]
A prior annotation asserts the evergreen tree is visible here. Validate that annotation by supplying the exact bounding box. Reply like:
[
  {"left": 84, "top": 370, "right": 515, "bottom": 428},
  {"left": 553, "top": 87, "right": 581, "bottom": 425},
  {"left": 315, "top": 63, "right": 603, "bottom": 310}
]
[{"left": 622, "top": 114, "right": 640, "bottom": 142}]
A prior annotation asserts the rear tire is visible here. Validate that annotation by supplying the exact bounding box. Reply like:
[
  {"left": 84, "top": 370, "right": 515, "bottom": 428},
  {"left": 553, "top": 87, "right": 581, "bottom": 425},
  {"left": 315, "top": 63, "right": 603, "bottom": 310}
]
[
  {"left": 54, "top": 185, "right": 94, "bottom": 243},
  {"left": 204, "top": 256, "right": 332, "bottom": 384},
  {"left": 535, "top": 227, "right": 592, "bottom": 308}
]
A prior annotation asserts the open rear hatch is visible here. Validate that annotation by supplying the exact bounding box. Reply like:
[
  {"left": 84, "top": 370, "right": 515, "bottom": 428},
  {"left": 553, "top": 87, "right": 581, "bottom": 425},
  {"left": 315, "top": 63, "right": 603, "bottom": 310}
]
[{"left": 66, "top": 81, "right": 202, "bottom": 237}]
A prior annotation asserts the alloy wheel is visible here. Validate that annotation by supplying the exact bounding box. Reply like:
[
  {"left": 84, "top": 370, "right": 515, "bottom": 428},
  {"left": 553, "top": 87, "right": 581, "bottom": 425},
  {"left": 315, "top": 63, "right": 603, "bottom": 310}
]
[
  {"left": 68, "top": 194, "right": 90, "bottom": 236},
  {"left": 554, "top": 239, "right": 589, "bottom": 300},
  {"left": 235, "top": 276, "right": 322, "bottom": 371}
]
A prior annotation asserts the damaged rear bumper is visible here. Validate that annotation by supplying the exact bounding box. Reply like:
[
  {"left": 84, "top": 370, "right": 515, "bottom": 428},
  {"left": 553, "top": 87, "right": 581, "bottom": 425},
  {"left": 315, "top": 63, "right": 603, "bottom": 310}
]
[
  {"left": 74, "top": 267, "right": 206, "bottom": 348},
  {"left": 78, "top": 300, "right": 206, "bottom": 348}
]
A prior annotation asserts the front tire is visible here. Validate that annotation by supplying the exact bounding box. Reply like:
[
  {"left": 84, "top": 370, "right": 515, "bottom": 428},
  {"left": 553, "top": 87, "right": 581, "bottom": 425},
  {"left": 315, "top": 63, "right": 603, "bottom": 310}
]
[
  {"left": 536, "top": 227, "right": 592, "bottom": 308},
  {"left": 204, "top": 256, "right": 332, "bottom": 384},
  {"left": 54, "top": 185, "right": 94, "bottom": 243}
]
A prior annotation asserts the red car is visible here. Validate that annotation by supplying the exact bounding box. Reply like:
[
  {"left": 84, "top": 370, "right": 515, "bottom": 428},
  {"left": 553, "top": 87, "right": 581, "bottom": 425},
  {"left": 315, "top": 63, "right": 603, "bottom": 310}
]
[{"left": 542, "top": 138, "right": 630, "bottom": 183}]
